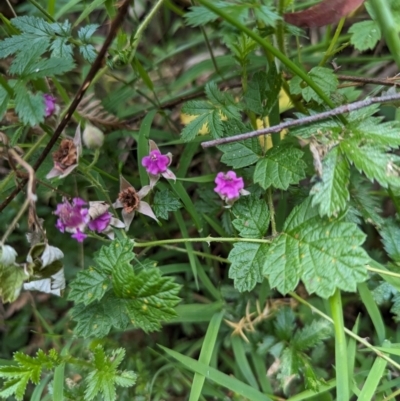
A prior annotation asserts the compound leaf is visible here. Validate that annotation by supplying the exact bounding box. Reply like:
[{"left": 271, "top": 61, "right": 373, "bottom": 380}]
[{"left": 153, "top": 189, "right": 182, "bottom": 220}]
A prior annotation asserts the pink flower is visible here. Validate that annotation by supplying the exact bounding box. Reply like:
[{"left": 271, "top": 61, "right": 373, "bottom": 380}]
[
  {"left": 44, "top": 94, "right": 56, "bottom": 117},
  {"left": 87, "top": 201, "right": 125, "bottom": 239},
  {"left": 54, "top": 197, "right": 89, "bottom": 242},
  {"left": 141, "top": 140, "right": 176, "bottom": 187},
  {"left": 113, "top": 175, "right": 158, "bottom": 230},
  {"left": 214, "top": 171, "right": 249, "bottom": 205}
]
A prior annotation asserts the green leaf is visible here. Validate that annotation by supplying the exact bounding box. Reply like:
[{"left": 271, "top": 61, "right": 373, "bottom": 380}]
[
  {"left": 80, "top": 44, "right": 97, "bottom": 63},
  {"left": 232, "top": 195, "right": 270, "bottom": 238},
  {"left": 228, "top": 242, "right": 269, "bottom": 292},
  {"left": 153, "top": 189, "right": 182, "bottom": 220},
  {"left": 181, "top": 81, "right": 241, "bottom": 141},
  {"left": 290, "top": 67, "right": 338, "bottom": 104},
  {"left": 292, "top": 320, "right": 332, "bottom": 351},
  {"left": 263, "top": 198, "right": 369, "bottom": 298},
  {"left": 254, "top": 145, "right": 306, "bottom": 190},
  {"left": 341, "top": 140, "right": 400, "bottom": 188},
  {"left": 245, "top": 71, "right": 268, "bottom": 115},
  {"left": 70, "top": 292, "right": 130, "bottom": 338},
  {"left": 96, "top": 239, "right": 135, "bottom": 274},
  {"left": 21, "top": 57, "right": 75, "bottom": 79},
  {"left": 0, "top": 263, "right": 26, "bottom": 303},
  {"left": 112, "top": 263, "right": 181, "bottom": 332},
  {"left": 0, "top": 86, "right": 10, "bottom": 120},
  {"left": 349, "top": 20, "right": 381, "bottom": 51},
  {"left": 68, "top": 267, "right": 110, "bottom": 305},
  {"left": 14, "top": 84, "right": 45, "bottom": 126},
  {"left": 184, "top": 2, "right": 227, "bottom": 27},
  {"left": 310, "top": 147, "right": 350, "bottom": 217},
  {"left": 274, "top": 307, "right": 295, "bottom": 341},
  {"left": 49, "top": 37, "right": 73, "bottom": 60},
  {"left": 77, "top": 24, "right": 99, "bottom": 41},
  {"left": 380, "top": 220, "right": 400, "bottom": 263},
  {"left": 11, "top": 16, "right": 54, "bottom": 36},
  {"left": 253, "top": 5, "right": 281, "bottom": 27},
  {"left": 84, "top": 346, "right": 136, "bottom": 401}
]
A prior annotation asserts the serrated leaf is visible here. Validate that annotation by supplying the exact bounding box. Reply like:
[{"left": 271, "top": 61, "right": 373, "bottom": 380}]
[
  {"left": 153, "top": 189, "right": 182, "bottom": 220},
  {"left": 184, "top": 2, "right": 227, "bottom": 27},
  {"left": 254, "top": 5, "right": 281, "bottom": 27},
  {"left": 219, "top": 138, "right": 261, "bottom": 168},
  {"left": 380, "top": 220, "right": 400, "bottom": 263},
  {"left": 292, "top": 320, "right": 332, "bottom": 351},
  {"left": 71, "top": 292, "right": 130, "bottom": 338},
  {"left": 349, "top": 20, "right": 381, "bottom": 51},
  {"left": 0, "top": 86, "right": 10, "bottom": 120},
  {"left": 68, "top": 267, "right": 110, "bottom": 305},
  {"left": 14, "top": 85, "right": 45, "bottom": 126},
  {"left": 341, "top": 140, "right": 400, "bottom": 188},
  {"left": 84, "top": 346, "right": 136, "bottom": 401},
  {"left": 0, "top": 263, "right": 26, "bottom": 303},
  {"left": 290, "top": 67, "right": 338, "bottom": 104},
  {"left": 228, "top": 242, "right": 269, "bottom": 292},
  {"left": 263, "top": 198, "right": 369, "bottom": 298},
  {"left": 22, "top": 57, "right": 75, "bottom": 79},
  {"left": 96, "top": 239, "right": 134, "bottom": 274},
  {"left": 274, "top": 307, "right": 295, "bottom": 341},
  {"left": 254, "top": 145, "right": 306, "bottom": 190},
  {"left": 310, "top": 146, "right": 350, "bottom": 217},
  {"left": 80, "top": 44, "right": 97, "bottom": 63},
  {"left": 232, "top": 195, "right": 270, "bottom": 238},
  {"left": 50, "top": 37, "right": 73, "bottom": 60},
  {"left": 78, "top": 24, "right": 99, "bottom": 41},
  {"left": 112, "top": 263, "right": 181, "bottom": 332},
  {"left": 11, "top": 16, "right": 54, "bottom": 36}
]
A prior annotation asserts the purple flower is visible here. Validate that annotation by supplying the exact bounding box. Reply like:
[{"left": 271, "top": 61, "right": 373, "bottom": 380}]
[
  {"left": 87, "top": 201, "right": 125, "bottom": 239},
  {"left": 44, "top": 94, "right": 56, "bottom": 117},
  {"left": 141, "top": 140, "right": 176, "bottom": 187},
  {"left": 214, "top": 171, "right": 249, "bottom": 205},
  {"left": 54, "top": 197, "right": 89, "bottom": 242}
]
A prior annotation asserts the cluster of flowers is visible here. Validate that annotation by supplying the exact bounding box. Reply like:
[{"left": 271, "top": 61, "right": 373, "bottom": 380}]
[{"left": 45, "top": 95, "right": 248, "bottom": 242}]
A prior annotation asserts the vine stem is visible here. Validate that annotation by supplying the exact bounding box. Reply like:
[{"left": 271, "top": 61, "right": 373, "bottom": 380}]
[
  {"left": 134, "top": 236, "right": 272, "bottom": 248},
  {"left": 289, "top": 291, "right": 400, "bottom": 371},
  {"left": 202, "top": 91, "right": 400, "bottom": 148},
  {"left": 319, "top": 17, "right": 345, "bottom": 66}
]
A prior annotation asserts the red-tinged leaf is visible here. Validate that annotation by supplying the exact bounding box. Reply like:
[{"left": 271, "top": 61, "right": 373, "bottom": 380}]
[{"left": 284, "top": 0, "right": 365, "bottom": 28}]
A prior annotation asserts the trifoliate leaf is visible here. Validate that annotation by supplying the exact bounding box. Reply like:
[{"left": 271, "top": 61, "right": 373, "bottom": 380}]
[
  {"left": 228, "top": 242, "right": 269, "bottom": 292},
  {"left": 380, "top": 220, "right": 400, "bottom": 263},
  {"left": 112, "top": 263, "right": 181, "bottom": 332},
  {"left": 341, "top": 140, "right": 400, "bottom": 188},
  {"left": 232, "top": 195, "right": 270, "bottom": 238},
  {"left": 71, "top": 292, "right": 130, "bottom": 338},
  {"left": 96, "top": 238, "right": 135, "bottom": 274},
  {"left": 254, "top": 145, "right": 306, "bottom": 190},
  {"left": 68, "top": 267, "right": 110, "bottom": 305},
  {"left": 310, "top": 146, "right": 350, "bottom": 217},
  {"left": 290, "top": 67, "right": 338, "bottom": 104},
  {"left": 263, "top": 198, "right": 369, "bottom": 298},
  {"left": 349, "top": 20, "right": 381, "bottom": 51},
  {"left": 84, "top": 346, "right": 136, "bottom": 401},
  {"left": 0, "top": 263, "right": 26, "bottom": 303},
  {"left": 153, "top": 190, "right": 182, "bottom": 220}
]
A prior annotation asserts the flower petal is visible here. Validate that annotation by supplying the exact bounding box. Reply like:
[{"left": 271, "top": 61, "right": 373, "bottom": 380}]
[
  {"left": 113, "top": 199, "right": 123, "bottom": 209},
  {"left": 149, "top": 174, "right": 160, "bottom": 188},
  {"left": 138, "top": 184, "right": 151, "bottom": 199},
  {"left": 138, "top": 201, "right": 158, "bottom": 222},
  {"left": 161, "top": 169, "right": 176, "bottom": 182},
  {"left": 46, "top": 167, "right": 62, "bottom": 179},
  {"left": 110, "top": 217, "right": 125, "bottom": 228},
  {"left": 59, "top": 163, "right": 78, "bottom": 178},
  {"left": 120, "top": 175, "right": 133, "bottom": 191},
  {"left": 122, "top": 209, "right": 135, "bottom": 231},
  {"left": 149, "top": 139, "right": 160, "bottom": 152}
]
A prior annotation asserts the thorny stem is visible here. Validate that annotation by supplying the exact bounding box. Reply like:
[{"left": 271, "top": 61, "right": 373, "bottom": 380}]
[
  {"left": 289, "top": 291, "right": 400, "bottom": 371},
  {"left": 1, "top": 149, "right": 36, "bottom": 245},
  {"left": 135, "top": 237, "right": 272, "bottom": 248},
  {"left": 202, "top": 92, "right": 400, "bottom": 148},
  {"left": 0, "top": 0, "right": 132, "bottom": 213}
]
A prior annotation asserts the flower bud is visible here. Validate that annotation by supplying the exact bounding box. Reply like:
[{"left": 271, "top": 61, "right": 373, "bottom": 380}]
[
  {"left": 44, "top": 94, "right": 57, "bottom": 117},
  {"left": 0, "top": 244, "right": 18, "bottom": 266},
  {"left": 83, "top": 124, "right": 104, "bottom": 149}
]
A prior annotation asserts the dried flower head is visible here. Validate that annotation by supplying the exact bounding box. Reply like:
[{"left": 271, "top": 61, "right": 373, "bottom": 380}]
[
  {"left": 54, "top": 197, "right": 89, "bottom": 242},
  {"left": 113, "top": 175, "right": 158, "bottom": 230},
  {"left": 214, "top": 171, "right": 249, "bottom": 206},
  {"left": 141, "top": 140, "right": 176, "bottom": 187},
  {"left": 44, "top": 94, "right": 57, "bottom": 117},
  {"left": 87, "top": 201, "right": 125, "bottom": 239},
  {"left": 46, "top": 125, "right": 82, "bottom": 179}
]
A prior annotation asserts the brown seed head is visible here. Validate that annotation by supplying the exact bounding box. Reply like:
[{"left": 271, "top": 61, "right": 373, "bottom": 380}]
[
  {"left": 118, "top": 187, "right": 140, "bottom": 214},
  {"left": 52, "top": 139, "right": 77, "bottom": 170}
]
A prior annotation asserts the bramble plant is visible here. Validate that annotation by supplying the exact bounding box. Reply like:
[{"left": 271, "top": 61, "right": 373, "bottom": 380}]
[{"left": 1, "top": 0, "right": 400, "bottom": 400}]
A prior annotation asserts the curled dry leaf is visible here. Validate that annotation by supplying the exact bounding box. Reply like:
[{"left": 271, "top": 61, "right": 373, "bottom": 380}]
[{"left": 284, "top": 0, "right": 365, "bottom": 28}]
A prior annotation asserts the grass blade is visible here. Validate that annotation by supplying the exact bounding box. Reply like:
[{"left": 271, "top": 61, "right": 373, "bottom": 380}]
[
  {"left": 189, "top": 311, "right": 224, "bottom": 401},
  {"left": 138, "top": 110, "right": 157, "bottom": 187}
]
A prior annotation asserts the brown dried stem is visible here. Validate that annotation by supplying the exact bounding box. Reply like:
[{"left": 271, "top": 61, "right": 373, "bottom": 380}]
[
  {"left": 0, "top": 0, "right": 132, "bottom": 213},
  {"left": 202, "top": 92, "right": 400, "bottom": 148}
]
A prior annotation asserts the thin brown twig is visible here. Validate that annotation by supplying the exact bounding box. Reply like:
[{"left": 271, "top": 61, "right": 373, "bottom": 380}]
[
  {"left": 201, "top": 92, "right": 400, "bottom": 148},
  {"left": 0, "top": 0, "right": 132, "bottom": 213},
  {"left": 336, "top": 74, "right": 400, "bottom": 87}
]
